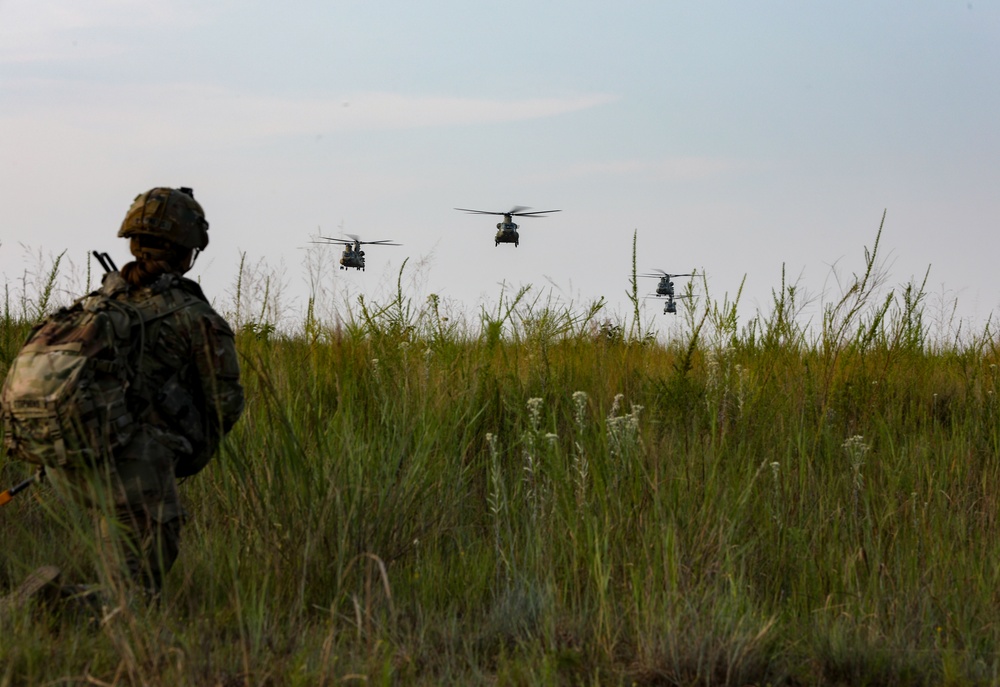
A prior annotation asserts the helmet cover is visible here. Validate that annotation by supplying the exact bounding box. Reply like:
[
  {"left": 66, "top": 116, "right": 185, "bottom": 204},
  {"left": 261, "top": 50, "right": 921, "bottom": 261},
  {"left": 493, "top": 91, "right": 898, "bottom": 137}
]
[{"left": 118, "top": 187, "right": 209, "bottom": 251}]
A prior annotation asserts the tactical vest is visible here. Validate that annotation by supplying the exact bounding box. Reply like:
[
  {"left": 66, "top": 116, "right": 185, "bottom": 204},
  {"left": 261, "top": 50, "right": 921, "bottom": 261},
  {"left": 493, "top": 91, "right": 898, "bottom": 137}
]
[{"left": 1, "top": 272, "right": 201, "bottom": 468}]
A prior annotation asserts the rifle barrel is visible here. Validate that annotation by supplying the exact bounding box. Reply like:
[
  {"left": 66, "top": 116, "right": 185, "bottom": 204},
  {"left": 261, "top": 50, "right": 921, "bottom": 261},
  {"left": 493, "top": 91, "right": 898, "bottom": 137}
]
[
  {"left": 92, "top": 251, "right": 118, "bottom": 273},
  {"left": 0, "top": 473, "right": 41, "bottom": 507}
]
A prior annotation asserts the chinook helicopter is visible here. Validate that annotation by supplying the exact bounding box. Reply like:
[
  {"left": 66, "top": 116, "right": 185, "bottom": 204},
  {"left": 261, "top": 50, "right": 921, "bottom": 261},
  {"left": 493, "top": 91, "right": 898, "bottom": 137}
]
[
  {"left": 455, "top": 206, "right": 561, "bottom": 247},
  {"left": 660, "top": 294, "right": 693, "bottom": 314},
  {"left": 640, "top": 270, "right": 695, "bottom": 314},
  {"left": 316, "top": 234, "right": 401, "bottom": 271}
]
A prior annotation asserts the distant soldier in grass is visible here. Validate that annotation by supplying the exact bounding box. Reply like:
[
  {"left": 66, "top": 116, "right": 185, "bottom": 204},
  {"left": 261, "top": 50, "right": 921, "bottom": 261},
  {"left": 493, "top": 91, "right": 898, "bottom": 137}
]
[{"left": 1, "top": 187, "right": 244, "bottom": 608}]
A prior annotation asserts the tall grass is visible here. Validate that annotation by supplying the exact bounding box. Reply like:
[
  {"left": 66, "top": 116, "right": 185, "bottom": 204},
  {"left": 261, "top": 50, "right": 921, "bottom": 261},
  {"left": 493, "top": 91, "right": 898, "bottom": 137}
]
[{"left": 2, "top": 233, "right": 1000, "bottom": 685}]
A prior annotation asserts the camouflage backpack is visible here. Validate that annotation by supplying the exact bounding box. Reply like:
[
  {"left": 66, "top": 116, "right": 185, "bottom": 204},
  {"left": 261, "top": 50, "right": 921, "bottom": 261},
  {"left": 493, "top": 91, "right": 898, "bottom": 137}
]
[{"left": 1, "top": 272, "right": 190, "bottom": 468}]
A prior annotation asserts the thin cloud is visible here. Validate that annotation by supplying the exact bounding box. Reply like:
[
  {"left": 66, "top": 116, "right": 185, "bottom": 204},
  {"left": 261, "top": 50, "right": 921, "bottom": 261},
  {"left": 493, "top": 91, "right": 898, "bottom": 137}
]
[
  {"left": 0, "top": 0, "right": 219, "bottom": 62},
  {"left": 331, "top": 92, "right": 619, "bottom": 130},
  {"left": 560, "top": 157, "right": 745, "bottom": 182},
  {"left": 0, "top": 81, "right": 619, "bottom": 143}
]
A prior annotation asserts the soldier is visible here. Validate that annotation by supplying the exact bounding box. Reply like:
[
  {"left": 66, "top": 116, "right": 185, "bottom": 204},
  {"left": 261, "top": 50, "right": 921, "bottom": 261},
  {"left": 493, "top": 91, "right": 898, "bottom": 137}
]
[{"left": 40, "top": 186, "right": 244, "bottom": 601}]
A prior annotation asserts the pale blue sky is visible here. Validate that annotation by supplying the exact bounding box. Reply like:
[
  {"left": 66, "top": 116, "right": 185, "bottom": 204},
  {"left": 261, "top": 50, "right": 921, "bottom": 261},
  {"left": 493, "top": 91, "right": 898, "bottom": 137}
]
[{"left": 1, "top": 1, "right": 997, "bottom": 336}]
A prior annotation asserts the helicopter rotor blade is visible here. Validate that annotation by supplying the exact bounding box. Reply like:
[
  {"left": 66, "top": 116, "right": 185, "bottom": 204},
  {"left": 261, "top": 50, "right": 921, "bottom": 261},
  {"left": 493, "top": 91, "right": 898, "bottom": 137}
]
[
  {"left": 455, "top": 208, "right": 504, "bottom": 216},
  {"left": 456, "top": 207, "right": 561, "bottom": 218},
  {"left": 338, "top": 233, "right": 401, "bottom": 246},
  {"left": 648, "top": 269, "right": 695, "bottom": 278},
  {"left": 511, "top": 209, "right": 561, "bottom": 217}
]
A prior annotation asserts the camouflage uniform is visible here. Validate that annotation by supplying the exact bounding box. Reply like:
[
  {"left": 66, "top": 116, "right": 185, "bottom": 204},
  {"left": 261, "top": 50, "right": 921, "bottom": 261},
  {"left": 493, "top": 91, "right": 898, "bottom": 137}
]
[
  {"left": 46, "top": 272, "right": 244, "bottom": 593},
  {"left": 26, "top": 187, "right": 243, "bottom": 592}
]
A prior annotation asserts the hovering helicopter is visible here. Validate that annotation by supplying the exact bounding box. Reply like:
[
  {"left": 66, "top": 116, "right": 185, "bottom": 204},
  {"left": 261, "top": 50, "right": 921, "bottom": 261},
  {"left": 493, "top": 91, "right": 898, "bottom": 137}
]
[
  {"left": 315, "top": 234, "right": 401, "bottom": 271},
  {"left": 454, "top": 206, "right": 561, "bottom": 247},
  {"left": 640, "top": 270, "right": 695, "bottom": 314},
  {"left": 660, "top": 294, "right": 694, "bottom": 314}
]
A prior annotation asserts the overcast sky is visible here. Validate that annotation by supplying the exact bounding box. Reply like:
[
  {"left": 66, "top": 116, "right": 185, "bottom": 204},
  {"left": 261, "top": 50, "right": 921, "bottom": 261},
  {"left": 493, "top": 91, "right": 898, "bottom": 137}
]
[{"left": 1, "top": 1, "right": 997, "bottom": 338}]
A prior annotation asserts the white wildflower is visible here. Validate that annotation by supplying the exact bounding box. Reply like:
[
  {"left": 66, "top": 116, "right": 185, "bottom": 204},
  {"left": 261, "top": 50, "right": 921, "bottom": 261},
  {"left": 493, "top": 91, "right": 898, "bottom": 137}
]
[
  {"left": 527, "top": 397, "right": 544, "bottom": 432},
  {"left": 842, "top": 435, "right": 869, "bottom": 462},
  {"left": 609, "top": 393, "right": 624, "bottom": 418},
  {"left": 572, "top": 391, "right": 588, "bottom": 435},
  {"left": 607, "top": 397, "right": 644, "bottom": 457},
  {"left": 705, "top": 351, "right": 720, "bottom": 390}
]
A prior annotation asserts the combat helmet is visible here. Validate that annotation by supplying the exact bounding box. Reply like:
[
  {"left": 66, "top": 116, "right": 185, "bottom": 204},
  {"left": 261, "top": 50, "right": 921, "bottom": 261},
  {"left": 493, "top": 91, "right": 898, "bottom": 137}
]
[{"left": 118, "top": 187, "right": 209, "bottom": 252}]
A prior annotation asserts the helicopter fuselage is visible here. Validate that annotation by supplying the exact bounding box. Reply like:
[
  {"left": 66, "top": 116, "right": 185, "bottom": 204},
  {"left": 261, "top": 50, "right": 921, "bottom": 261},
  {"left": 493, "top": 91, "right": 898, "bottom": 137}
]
[
  {"left": 494, "top": 220, "right": 520, "bottom": 247},
  {"left": 655, "top": 277, "right": 675, "bottom": 297},
  {"left": 340, "top": 242, "right": 366, "bottom": 270}
]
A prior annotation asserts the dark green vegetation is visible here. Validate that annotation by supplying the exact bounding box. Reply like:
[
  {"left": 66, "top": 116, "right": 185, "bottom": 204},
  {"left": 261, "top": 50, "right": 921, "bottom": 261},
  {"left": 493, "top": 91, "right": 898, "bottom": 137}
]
[{"left": 3, "top": 237, "right": 1000, "bottom": 685}]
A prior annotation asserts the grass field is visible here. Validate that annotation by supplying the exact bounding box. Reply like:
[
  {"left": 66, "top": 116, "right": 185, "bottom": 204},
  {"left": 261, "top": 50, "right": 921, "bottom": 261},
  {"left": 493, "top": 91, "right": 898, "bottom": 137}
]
[{"left": 3, "top": 235, "right": 1000, "bottom": 685}]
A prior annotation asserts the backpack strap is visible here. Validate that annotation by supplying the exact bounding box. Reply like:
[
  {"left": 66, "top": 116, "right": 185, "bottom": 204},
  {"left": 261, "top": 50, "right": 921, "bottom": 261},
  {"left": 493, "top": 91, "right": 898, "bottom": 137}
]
[
  {"left": 90, "top": 272, "right": 199, "bottom": 329},
  {"left": 98, "top": 271, "right": 130, "bottom": 298}
]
